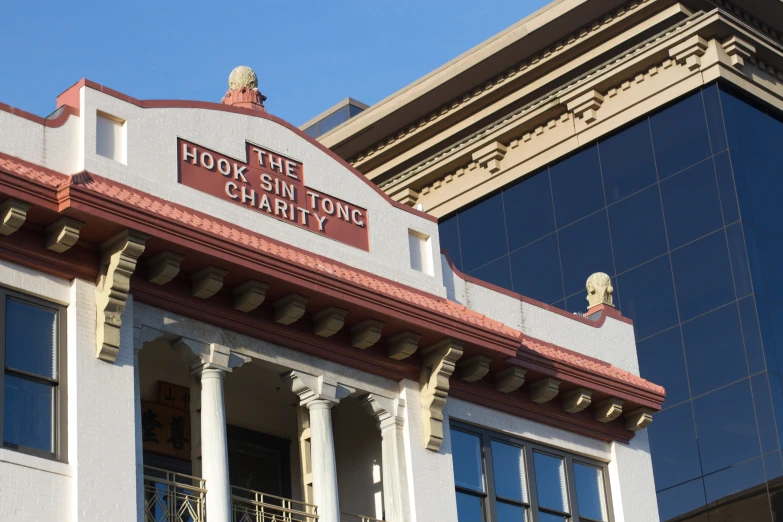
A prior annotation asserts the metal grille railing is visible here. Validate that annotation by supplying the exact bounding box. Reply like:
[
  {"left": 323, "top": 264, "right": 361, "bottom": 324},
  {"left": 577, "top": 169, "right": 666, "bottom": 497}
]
[
  {"left": 144, "top": 466, "right": 207, "bottom": 522},
  {"left": 231, "top": 485, "right": 319, "bottom": 522},
  {"left": 340, "top": 513, "right": 384, "bottom": 522}
]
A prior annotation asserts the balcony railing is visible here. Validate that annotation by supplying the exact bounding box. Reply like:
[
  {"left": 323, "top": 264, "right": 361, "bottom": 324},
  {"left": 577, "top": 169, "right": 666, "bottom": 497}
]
[
  {"left": 340, "top": 513, "right": 384, "bottom": 522},
  {"left": 144, "top": 466, "right": 207, "bottom": 522},
  {"left": 231, "top": 485, "right": 319, "bottom": 522}
]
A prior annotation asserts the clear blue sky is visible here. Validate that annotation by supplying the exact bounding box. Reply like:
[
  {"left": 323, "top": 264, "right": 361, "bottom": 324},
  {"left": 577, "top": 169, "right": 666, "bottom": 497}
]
[{"left": 1, "top": 0, "right": 551, "bottom": 126}]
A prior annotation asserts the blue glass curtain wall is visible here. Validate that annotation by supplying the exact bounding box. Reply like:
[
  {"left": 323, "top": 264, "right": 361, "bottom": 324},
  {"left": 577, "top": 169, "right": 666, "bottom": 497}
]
[{"left": 439, "top": 83, "right": 783, "bottom": 521}]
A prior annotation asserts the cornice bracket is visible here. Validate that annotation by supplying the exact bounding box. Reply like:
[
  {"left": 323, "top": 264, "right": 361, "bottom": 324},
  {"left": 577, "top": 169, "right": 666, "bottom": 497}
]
[
  {"left": 95, "top": 229, "right": 148, "bottom": 362},
  {"left": 722, "top": 36, "right": 756, "bottom": 69},
  {"left": 233, "top": 280, "right": 269, "bottom": 312},
  {"left": 147, "top": 251, "right": 184, "bottom": 285},
  {"left": 472, "top": 141, "right": 508, "bottom": 174},
  {"left": 565, "top": 90, "right": 605, "bottom": 124},
  {"left": 625, "top": 407, "right": 655, "bottom": 431},
  {"left": 351, "top": 319, "right": 385, "bottom": 349},
  {"left": 420, "top": 338, "right": 463, "bottom": 451},
  {"left": 495, "top": 366, "right": 527, "bottom": 393},
  {"left": 45, "top": 217, "right": 85, "bottom": 253},
  {"left": 0, "top": 199, "right": 31, "bottom": 236},
  {"left": 191, "top": 266, "right": 228, "bottom": 299}
]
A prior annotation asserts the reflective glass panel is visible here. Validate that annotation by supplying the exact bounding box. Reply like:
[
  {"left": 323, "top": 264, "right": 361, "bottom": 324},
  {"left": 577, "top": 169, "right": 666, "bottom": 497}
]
[
  {"left": 637, "top": 327, "right": 690, "bottom": 407},
  {"left": 764, "top": 451, "right": 783, "bottom": 481},
  {"left": 599, "top": 119, "right": 657, "bottom": 204},
  {"left": 681, "top": 304, "right": 748, "bottom": 397},
  {"left": 538, "top": 514, "right": 565, "bottom": 522},
  {"left": 616, "top": 255, "right": 678, "bottom": 340},
  {"left": 713, "top": 151, "right": 739, "bottom": 225},
  {"left": 574, "top": 463, "right": 608, "bottom": 521},
  {"left": 469, "top": 255, "right": 512, "bottom": 292},
  {"left": 703, "top": 457, "right": 766, "bottom": 505},
  {"left": 439, "top": 216, "right": 463, "bottom": 272},
  {"left": 726, "top": 223, "right": 752, "bottom": 299},
  {"left": 650, "top": 92, "right": 712, "bottom": 179},
  {"left": 703, "top": 84, "right": 728, "bottom": 154},
  {"left": 456, "top": 491, "right": 484, "bottom": 522},
  {"left": 509, "top": 234, "right": 564, "bottom": 304},
  {"left": 656, "top": 478, "right": 707, "bottom": 522},
  {"left": 491, "top": 441, "right": 527, "bottom": 503},
  {"left": 458, "top": 194, "right": 507, "bottom": 272},
  {"left": 693, "top": 379, "right": 761, "bottom": 474},
  {"left": 504, "top": 170, "right": 555, "bottom": 251},
  {"left": 496, "top": 501, "right": 526, "bottom": 522},
  {"left": 660, "top": 159, "right": 724, "bottom": 250},
  {"left": 607, "top": 185, "right": 667, "bottom": 273},
  {"left": 3, "top": 374, "right": 54, "bottom": 453},
  {"left": 670, "top": 231, "right": 735, "bottom": 321},
  {"left": 5, "top": 298, "right": 57, "bottom": 379},
  {"left": 751, "top": 373, "right": 779, "bottom": 454},
  {"left": 550, "top": 147, "right": 604, "bottom": 228},
  {"left": 766, "top": 301, "right": 783, "bottom": 376},
  {"left": 647, "top": 402, "right": 701, "bottom": 490},
  {"left": 533, "top": 452, "right": 568, "bottom": 512},
  {"left": 557, "top": 211, "right": 614, "bottom": 297},
  {"left": 451, "top": 429, "right": 485, "bottom": 492},
  {"left": 738, "top": 296, "right": 765, "bottom": 375},
  {"left": 754, "top": 228, "right": 783, "bottom": 302}
]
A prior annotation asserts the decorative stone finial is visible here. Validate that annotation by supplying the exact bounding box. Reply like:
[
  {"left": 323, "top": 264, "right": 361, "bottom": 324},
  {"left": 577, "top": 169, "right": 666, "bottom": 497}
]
[
  {"left": 222, "top": 66, "right": 266, "bottom": 112},
  {"left": 586, "top": 272, "right": 614, "bottom": 309},
  {"left": 228, "top": 66, "right": 258, "bottom": 90}
]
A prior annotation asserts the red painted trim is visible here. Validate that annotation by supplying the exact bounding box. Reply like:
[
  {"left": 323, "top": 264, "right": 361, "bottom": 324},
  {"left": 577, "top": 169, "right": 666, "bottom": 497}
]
[
  {"left": 450, "top": 382, "right": 632, "bottom": 443},
  {"left": 131, "top": 278, "right": 420, "bottom": 382},
  {"left": 0, "top": 101, "right": 78, "bottom": 129},
  {"left": 0, "top": 151, "right": 665, "bottom": 409},
  {"left": 51, "top": 79, "right": 436, "bottom": 223},
  {"left": 441, "top": 248, "right": 634, "bottom": 327}
]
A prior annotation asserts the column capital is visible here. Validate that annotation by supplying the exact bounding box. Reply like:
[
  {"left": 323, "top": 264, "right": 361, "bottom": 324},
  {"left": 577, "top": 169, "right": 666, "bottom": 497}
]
[
  {"left": 282, "top": 371, "right": 354, "bottom": 408},
  {"left": 359, "top": 393, "right": 405, "bottom": 432},
  {"left": 169, "top": 338, "right": 250, "bottom": 375}
]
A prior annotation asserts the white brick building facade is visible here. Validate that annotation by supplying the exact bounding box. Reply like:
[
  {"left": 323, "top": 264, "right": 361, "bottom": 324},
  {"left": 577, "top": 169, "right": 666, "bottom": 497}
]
[{"left": 0, "top": 71, "right": 664, "bottom": 522}]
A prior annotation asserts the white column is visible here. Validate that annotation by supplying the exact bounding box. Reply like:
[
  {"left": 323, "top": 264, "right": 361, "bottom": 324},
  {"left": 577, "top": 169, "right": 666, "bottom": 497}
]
[
  {"left": 197, "top": 366, "right": 231, "bottom": 522},
  {"left": 170, "top": 340, "right": 249, "bottom": 522},
  {"left": 360, "top": 394, "right": 411, "bottom": 522},
  {"left": 284, "top": 372, "right": 351, "bottom": 522},
  {"left": 308, "top": 399, "right": 341, "bottom": 522}
]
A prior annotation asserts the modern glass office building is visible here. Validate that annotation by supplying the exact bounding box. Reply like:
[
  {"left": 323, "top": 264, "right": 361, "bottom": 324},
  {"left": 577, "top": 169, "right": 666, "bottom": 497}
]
[{"left": 437, "top": 83, "right": 783, "bottom": 520}]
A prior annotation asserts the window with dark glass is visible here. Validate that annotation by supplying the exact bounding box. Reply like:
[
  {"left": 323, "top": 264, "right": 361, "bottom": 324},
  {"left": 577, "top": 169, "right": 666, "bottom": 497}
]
[
  {"left": 451, "top": 423, "right": 612, "bottom": 522},
  {"left": 0, "top": 290, "right": 64, "bottom": 460}
]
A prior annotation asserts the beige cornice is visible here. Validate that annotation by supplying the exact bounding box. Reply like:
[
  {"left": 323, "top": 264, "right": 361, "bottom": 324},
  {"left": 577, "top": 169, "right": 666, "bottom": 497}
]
[
  {"left": 383, "top": 10, "right": 783, "bottom": 218},
  {"left": 342, "top": 0, "right": 683, "bottom": 177}
]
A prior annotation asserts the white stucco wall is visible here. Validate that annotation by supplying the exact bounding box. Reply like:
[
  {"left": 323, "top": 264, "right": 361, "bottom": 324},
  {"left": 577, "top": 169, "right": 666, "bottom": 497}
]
[{"left": 442, "top": 254, "right": 641, "bottom": 374}]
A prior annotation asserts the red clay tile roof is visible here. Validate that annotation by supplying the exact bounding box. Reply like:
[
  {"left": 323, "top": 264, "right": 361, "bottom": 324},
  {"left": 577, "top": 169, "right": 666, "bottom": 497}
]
[{"left": 0, "top": 151, "right": 663, "bottom": 398}]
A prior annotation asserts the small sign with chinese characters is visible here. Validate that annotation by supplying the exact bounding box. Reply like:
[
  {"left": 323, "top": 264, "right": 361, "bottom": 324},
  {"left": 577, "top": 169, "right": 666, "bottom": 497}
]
[
  {"left": 141, "top": 400, "right": 191, "bottom": 460},
  {"left": 157, "top": 381, "right": 190, "bottom": 412}
]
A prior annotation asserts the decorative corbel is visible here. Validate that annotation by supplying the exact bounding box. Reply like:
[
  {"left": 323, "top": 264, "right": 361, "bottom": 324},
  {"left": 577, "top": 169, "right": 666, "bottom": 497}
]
[
  {"left": 722, "top": 36, "right": 755, "bottom": 69},
  {"left": 586, "top": 272, "right": 614, "bottom": 309},
  {"left": 566, "top": 90, "right": 605, "bottom": 124},
  {"left": 350, "top": 319, "right": 385, "bottom": 349},
  {"left": 313, "top": 306, "right": 349, "bottom": 338},
  {"left": 594, "top": 398, "right": 624, "bottom": 423},
  {"left": 0, "top": 199, "right": 31, "bottom": 236},
  {"left": 388, "top": 331, "right": 421, "bottom": 360},
  {"left": 563, "top": 388, "right": 593, "bottom": 413},
  {"left": 669, "top": 35, "right": 709, "bottom": 71},
  {"left": 420, "top": 338, "right": 464, "bottom": 451},
  {"left": 472, "top": 141, "right": 508, "bottom": 174},
  {"left": 625, "top": 407, "right": 655, "bottom": 431},
  {"left": 530, "top": 377, "right": 561, "bottom": 404},
  {"left": 495, "top": 367, "right": 527, "bottom": 393},
  {"left": 45, "top": 217, "right": 84, "bottom": 253},
  {"left": 95, "top": 229, "right": 148, "bottom": 362},
  {"left": 147, "top": 251, "right": 184, "bottom": 285},
  {"left": 273, "top": 294, "right": 309, "bottom": 325},
  {"left": 233, "top": 280, "right": 269, "bottom": 312},
  {"left": 458, "top": 355, "right": 492, "bottom": 382},
  {"left": 191, "top": 266, "right": 227, "bottom": 299}
]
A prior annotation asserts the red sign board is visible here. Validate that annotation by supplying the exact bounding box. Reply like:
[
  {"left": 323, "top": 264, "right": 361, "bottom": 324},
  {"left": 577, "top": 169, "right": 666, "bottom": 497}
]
[{"left": 178, "top": 138, "right": 370, "bottom": 251}]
